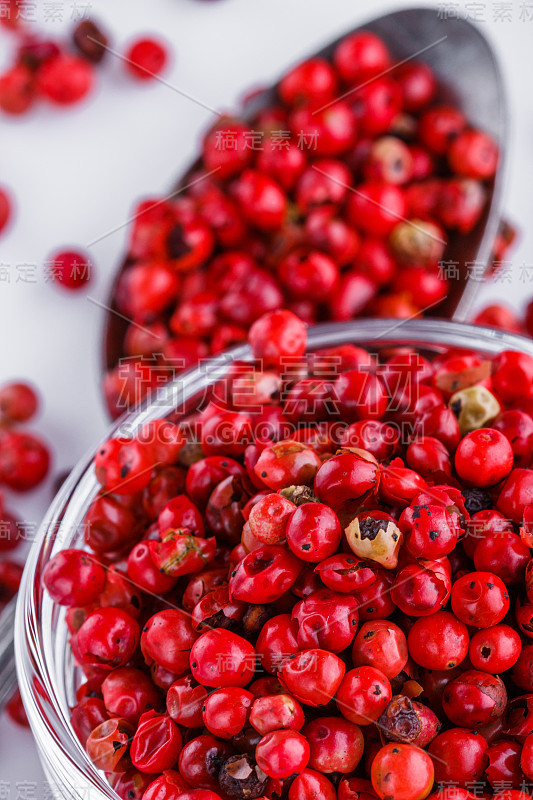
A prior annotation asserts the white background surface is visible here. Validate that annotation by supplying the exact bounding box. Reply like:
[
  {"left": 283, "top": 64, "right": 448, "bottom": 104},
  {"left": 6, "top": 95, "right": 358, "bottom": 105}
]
[{"left": 0, "top": 0, "right": 532, "bottom": 793}]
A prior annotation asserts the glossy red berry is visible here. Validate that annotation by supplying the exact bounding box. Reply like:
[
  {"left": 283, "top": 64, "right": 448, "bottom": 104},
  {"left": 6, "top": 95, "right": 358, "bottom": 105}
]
[
  {"left": 336, "top": 666, "right": 392, "bottom": 725},
  {"left": 448, "top": 129, "right": 499, "bottom": 179},
  {"left": 441, "top": 670, "right": 507, "bottom": 727},
  {"left": 37, "top": 54, "right": 93, "bottom": 104},
  {"left": 334, "top": 31, "right": 390, "bottom": 83},
  {"left": 469, "top": 624, "right": 522, "bottom": 674},
  {"left": 42, "top": 548, "right": 106, "bottom": 607},
  {"left": 125, "top": 38, "right": 168, "bottom": 79},
  {"left": 0, "top": 430, "right": 50, "bottom": 491},
  {"left": 202, "top": 686, "right": 253, "bottom": 739},
  {"left": 408, "top": 611, "right": 469, "bottom": 670},
  {"left": 249, "top": 310, "right": 307, "bottom": 367},
  {"left": 455, "top": 428, "right": 513, "bottom": 487},
  {"left": 286, "top": 502, "right": 341, "bottom": 562},
  {"left": 451, "top": 571, "right": 509, "bottom": 628},
  {"left": 315, "top": 450, "right": 379, "bottom": 507},
  {"left": 254, "top": 440, "right": 321, "bottom": 491},
  {"left": 141, "top": 609, "right": 198, "bottom": 675},
  {"left": 280, "top": 649, "right": 345, "bottom": 707},
  {"left": 256, "top": 729, "right": 310, "bottom": 779},
  {"left": 288, "top": 769, "right": 337, "bottom": 800},
  {"left": 0, "top": 65, "right": 35, "bottom": 114},
  {"left": 371, "top": 743, "right": 434, "bottom": 800},
  {"left": 167, "top": 676, "right": 207, "bottom": 728},
  {"left": 429, "top": 728, "right": 488, "bottom": 787},
  {"left": 347, "top": 182, "right": 406, "bottom": 237},
  {"left": 95, "top": 437, "right": 154, "bottom": 495},
  {"left": 190, "top": 629, "right": 256, "bottom": 687},
  {"left": 101, "top": 666, "right": 160, "bottom": 723},
  {"left": 0, "top": 187, "right": 12, "bottom": 234},
  {"left": 279, "top": 57, "right": 338, "bottom": 108},
  {"left": 352, "top": 621, "right": 407, "bottom": 679},
  {"left": 304, "top": 715, "right": 364, "bottom": 774},
  {"left": 77, "top": 607, "right": 140, "bottom": 670},
  {"left": 47, "top": 249, "right": 92, "bottom": 290}
]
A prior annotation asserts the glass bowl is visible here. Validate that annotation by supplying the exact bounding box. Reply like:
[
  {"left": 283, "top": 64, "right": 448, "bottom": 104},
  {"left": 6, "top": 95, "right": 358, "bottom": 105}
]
[{"left": 16, "top": 318, "right": 533, "bottom": 800}]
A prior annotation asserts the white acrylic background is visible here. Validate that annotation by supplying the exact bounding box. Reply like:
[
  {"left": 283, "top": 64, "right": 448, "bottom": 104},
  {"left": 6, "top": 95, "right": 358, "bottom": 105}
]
[{"left": 0, "top": 0, "right": 532, "bottom": 793}]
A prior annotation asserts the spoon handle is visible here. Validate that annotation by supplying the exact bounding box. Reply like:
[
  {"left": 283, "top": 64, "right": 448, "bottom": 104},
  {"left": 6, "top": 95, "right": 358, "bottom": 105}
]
[{"left": 0, "top": 598, "right": 18, "bottom": 711}]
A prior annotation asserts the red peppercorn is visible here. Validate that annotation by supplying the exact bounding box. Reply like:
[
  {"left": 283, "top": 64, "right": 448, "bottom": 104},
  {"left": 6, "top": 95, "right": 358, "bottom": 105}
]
[
  {"left": 42, "top": 548, "right": 106, "bottom": 607},
  {"left": 101, "top": 666, "right": 160, "bottom": 723},
  {"left": 315, "top": 450, "right": 379, "bottom": 507},
  {"left": 408, "top": 610, "right": 469, "bottom": 670},
  {"left": 371, "top": 743, "right": 434, "bottom": 800},
  {"left": 142, "top": 771, "right": 189, "bottom": 800},
  {"left": 0, "top": 64, "right": 35, "bottom": 114},
  {"left": 141, "top": 609, "right": 198, "bottom": 675},
  {"left": 304, "top": 715, "right": 364, "bottom": 773},
  {"left": 95, "top": 437, "right": 155, "bottom": 495},
  {"left": 336, "top": 666, "right": 392, "bottom": 725},
  {"left": 469, "top": 624, "right": 522, "bottom": 674},
  {"left": 72, "top": 19, "right": 109, "bottom": 64},
  {"left": 455, "top": 428, "right": 513, "bottom": 487},
  {"left": 448, "top": 129, "right": 499, "bottom": 179},
  {"left": 352, "top": 621, "right": 408, "bottom": 679},
  {"left": 77, "top": 607, "right": 140, "bottom": 670},
  {"left": 130, "top": 709, "right": 182, "bottom": 772},
  {"left": 249, "top": 310, "right": 307, "bottom": 367},
  {"left": 47, "top": 249, "right": 92, "bottom": 290},
  {"left": 419, "top": 105, "right": 466, "bottom": 155},
  {"left": 0, "top": 430, "right": 50, "bottom": 491},
  {"left": 281, "top": 648, "right": 345, "bottom": 707},
  {"left": 442, "top": 670, "right": 507, "bottom": 727},
  {"left": 347, "top": 182, "right": 406, "bottom": 237},
  {"left": 86, "top": 717, "right": 134, "bottom": 772},
  {"left": 249, "top": 693, "right": 305, "bottom": 736},
  {"left": 255, "top": 729, "right": 310, "bottom": 779},
  {"left": 232, "top": 169, "right": 288, "bottom": 231},
  {"left": 286, "top": 502, "right": 341, "bottom": 562},
  {"left": 37, "top": 54, "right": 94, "bottom": 104},
  {"left": 333, "top": 31, "right": 390, "bottom": 83},
  {"left": 498, "top": 468, "right": 533, "bottom": 522},
  {"left": 190, "top": 629, "right": 256, "bottom": 688},
  {"left": 0, "top": 187, "right": 12, "bottom": 234},
  {"left": 230, "top": 544, "right": 302, "bottom": 603},
  {"left": 202, "top": 686, "right": 253, "bottom": 739},
  {"left": 288, "top": 769, "right": 337, "bottom": 800},
  {"left": 125, "top": 38, "right": 168, "bottom": 80},
  {"left": 429, "top": 728, "right": 488, "bottom": 787},
  {"left": 127, "top": 540, "right": 178, "bottom": 595},
  {"left": 394, "top": 62, "right": 436, "bottom": 112},
  {"left": 178, "top": 734, "right": 232, "bottom": 790},
  {"left": 279, "top": 57, "right": 338, "bottom": 108},
  {"left": 451, "top": 571, "right": 510, "bottom": 628}
]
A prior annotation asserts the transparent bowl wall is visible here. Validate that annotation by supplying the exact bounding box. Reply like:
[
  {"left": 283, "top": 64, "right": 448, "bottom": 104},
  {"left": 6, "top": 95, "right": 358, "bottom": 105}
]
[{"left": 16, "top": 319, "right": 533, "bottom": 800}]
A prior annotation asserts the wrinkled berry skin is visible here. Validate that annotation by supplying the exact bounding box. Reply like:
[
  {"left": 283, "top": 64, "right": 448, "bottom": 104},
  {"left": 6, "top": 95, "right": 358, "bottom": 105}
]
[
  {"left": 314, "top": 450, "right": 380, "bottom": 507},
  {"left": 378, "top": 695, "right": 441, "bottom": 748},
  {"left": 442, "top": 670, "right": 507, "bottom": 727}
]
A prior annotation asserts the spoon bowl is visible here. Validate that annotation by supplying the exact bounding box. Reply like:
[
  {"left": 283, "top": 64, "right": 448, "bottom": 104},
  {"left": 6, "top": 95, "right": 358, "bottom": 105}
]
[{"left": 103, "top": 6, "right": 506, "bottom": 374}]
